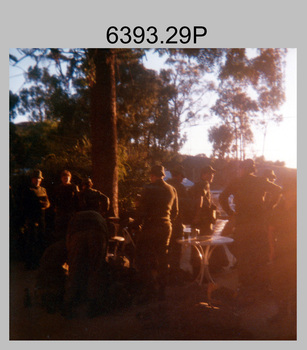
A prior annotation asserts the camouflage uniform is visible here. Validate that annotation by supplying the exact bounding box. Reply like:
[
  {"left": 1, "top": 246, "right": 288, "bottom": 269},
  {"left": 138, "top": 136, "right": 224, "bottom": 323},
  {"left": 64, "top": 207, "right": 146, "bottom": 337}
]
[
  {"left": 219, "top": 169, "right": 282, "bottom": 294},
  {"left": 135, "top": 170, "right": 178, "bottom": 298}
]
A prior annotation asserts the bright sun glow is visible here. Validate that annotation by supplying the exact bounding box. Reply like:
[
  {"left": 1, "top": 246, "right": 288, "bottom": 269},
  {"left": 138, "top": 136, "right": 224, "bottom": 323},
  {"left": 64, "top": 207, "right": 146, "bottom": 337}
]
[
  {"left": 143, "top": 49, "right": 297, "bottom": 169},
  {"left": 180, "top": 49, "right": 297, "bottom": 169}
]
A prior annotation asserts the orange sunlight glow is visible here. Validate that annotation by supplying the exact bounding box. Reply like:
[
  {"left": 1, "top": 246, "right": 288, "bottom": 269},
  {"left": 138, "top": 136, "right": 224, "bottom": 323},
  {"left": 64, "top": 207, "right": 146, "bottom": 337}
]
[{"left": 181, "top": 49, "right": 297, "bottom": 169}]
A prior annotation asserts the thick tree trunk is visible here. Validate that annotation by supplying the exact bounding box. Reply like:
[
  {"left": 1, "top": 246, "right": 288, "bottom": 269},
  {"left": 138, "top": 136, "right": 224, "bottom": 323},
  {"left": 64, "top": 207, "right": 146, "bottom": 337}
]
[{"left": 89, "top": 49, "right": 118, "bottom": 217}]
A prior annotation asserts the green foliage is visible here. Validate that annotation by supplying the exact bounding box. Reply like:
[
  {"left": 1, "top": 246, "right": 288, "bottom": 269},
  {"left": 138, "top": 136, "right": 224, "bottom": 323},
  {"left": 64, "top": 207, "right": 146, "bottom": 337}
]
[
  {"left": 117, "top": 55, "right": 180, "bottom": 153},
  {"left": 10, "top": 48, "right": 288, "bottom": 215},
  {"left": 16, "top": 56, "right": 90, "bottom": 141},
  {"left": 208, "top": 124, "right": 234, "bottom": 159},
  {"left": 10, "top": 120, "right": 93, "bottom": 180},
  {"left": 10, "top": 122, "right": 25, "bottom": 172},
  {"left": 160, "top": 51, "right": 220, "bottom": 151},
  {"left": 10, "top": 120, "right": 59, "bottom": 170},
  {"left": 9, "top": 91, "right": 20, "bottom": 121},
  {"left": 211, "top": 86, "right": 257, "bottom": 159},
  {"left": 118, "top": 145, "right": 149, "bottom": 215},
  {"left": 210, "top": 48, "right": 286, "bottom": 160},
  {"left": 37, "top": 136, "right": 92, "bottom": 187}
]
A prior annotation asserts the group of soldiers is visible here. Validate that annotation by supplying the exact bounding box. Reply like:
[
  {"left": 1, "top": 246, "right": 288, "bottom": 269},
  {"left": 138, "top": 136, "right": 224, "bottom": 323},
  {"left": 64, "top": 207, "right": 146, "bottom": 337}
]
[
  {"left": 129, "top": 160, "right": 296, "bottom": 321},
  {"left": 17, "top": 169, "right": 109, "bottom": 270},
  {"left": 12, "top": 159, "right": 296, "bottom": 320},
  {"left": 134, "top": 163, "right": 220, "bottom": 302}
]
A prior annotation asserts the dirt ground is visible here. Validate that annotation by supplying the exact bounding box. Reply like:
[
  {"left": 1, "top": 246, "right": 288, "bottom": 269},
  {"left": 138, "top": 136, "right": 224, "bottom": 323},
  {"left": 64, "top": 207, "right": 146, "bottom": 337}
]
[{"left": 9, "top": 258, "right": 297, "bottom": 342}]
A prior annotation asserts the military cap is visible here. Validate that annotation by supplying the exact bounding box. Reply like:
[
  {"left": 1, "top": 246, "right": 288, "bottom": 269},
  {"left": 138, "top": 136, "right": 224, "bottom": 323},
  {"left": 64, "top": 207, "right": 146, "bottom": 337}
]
[
  {"left": 201, "top": 165, "right": 216, "bottom": 175},
  {"left": 31, "top": 169, "right": 44, "bottom": 179},
  {"left": 150, "top": 165, "right": 165, "bottom": 177}
]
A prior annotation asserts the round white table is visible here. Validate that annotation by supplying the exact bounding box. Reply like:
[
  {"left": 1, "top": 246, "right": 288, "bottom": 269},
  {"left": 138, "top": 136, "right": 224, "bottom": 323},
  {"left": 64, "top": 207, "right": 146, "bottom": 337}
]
[{"left": 177, "top": 235, "right": 234, "bottom": 285}]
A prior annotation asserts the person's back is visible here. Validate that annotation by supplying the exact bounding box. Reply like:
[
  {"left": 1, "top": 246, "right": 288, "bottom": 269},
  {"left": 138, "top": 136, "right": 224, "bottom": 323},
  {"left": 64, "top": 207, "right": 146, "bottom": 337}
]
[
  {"left": 167, "top": 178, "right": 186, "bottom": 206},
  {"left": 63, "top": 210, "right": 109, "bottom": 318},
  {"left": 135, "top": 165, "right": 178, "bottom": 301},
  {"left": 167, "top": 177, "right": 188, "bottom": 221},
  {"left": 138, "top": 179, "right": 178, "bottom": 225},
  {"left": 219, "top": 159, "right": 282, "bottom": 302},
  {"left": 22, "top": 169, "right": 50, "bottom": 269},
  {"left": 269, "top": 177, "right": 296, "bottom": 326},
  {"left": 235, "top": 175, "right": 269, "bottom": 218},
  {"left": 79, "top": 187, "right": 110, "bottom": 216},
  {"left": 167, "top": 167, "right": 189, "bottom": 279},
  {"left": 53, "top": 170, "right": 79, "bottom": 241},
  {"left": 189, "top": 166, "right": 217, "bottom": 234},
  {"left": 220, "top": 173, "right": 281, "bottom": 223},
  {"left": 55, "top": 182, "right": 79, "bottom": 213}
]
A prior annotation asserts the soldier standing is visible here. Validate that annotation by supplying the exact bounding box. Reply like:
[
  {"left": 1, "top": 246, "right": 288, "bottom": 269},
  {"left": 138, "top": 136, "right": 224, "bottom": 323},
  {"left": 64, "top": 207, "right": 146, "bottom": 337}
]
[
  {"left": 190, "top": 165, "right": 217, "bottom": 235},
  {"left": 134, "top": 165, "right": 178, "bottom": 301},
  {"left": 167, "top": 164, "right": 189, "bottom": 280},
  {"left": 269, "top": 177, "right": 296, "bottom": 329},
  {"left": 219, "top": 159, "right": 282, "bottom": 303},
  {"left": 54, "top": 170, "right": 79, "bottom": 241},
  {"left": 22, "top": 169, "right": 50, "bottom": 270},
  {"left": 262, "top": 168, "right": 278, "bottom": 262}
]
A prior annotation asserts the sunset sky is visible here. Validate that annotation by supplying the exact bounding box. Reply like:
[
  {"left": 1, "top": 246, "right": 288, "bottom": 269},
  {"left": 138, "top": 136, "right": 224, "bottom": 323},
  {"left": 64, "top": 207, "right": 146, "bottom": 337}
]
[
  {"left": 9, "top": 48, "right": 297, "bottom": 168},
  {"left": 143, "top": 49, "right": 297, "bottom": 169}
]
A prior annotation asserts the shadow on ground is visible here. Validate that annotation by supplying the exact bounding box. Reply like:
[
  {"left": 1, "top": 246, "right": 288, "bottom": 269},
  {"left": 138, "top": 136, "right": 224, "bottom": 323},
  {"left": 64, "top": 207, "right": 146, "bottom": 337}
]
[{"left": 10, "top": 260, "right": 296, "bottom": 341}]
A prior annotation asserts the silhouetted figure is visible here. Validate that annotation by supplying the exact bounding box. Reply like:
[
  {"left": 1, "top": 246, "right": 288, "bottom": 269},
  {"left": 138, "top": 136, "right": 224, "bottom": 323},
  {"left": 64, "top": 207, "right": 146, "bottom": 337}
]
[
  {"left": 269, "top": 177, "right": 296, "bottom": 336},
  {"left": 189, "top": 165, "right": 217, "bottom": 235},
  {"left": 262, "top": 168, "right": 279, "bottom": 262},
  {"left": 219, "top": 159, "right": 282, "bottom": 303},
  {"left": 21, "top": 169, "right": 50, "bottom": 270},
  {"left": 78, "top": 178, "right": 110, "bottom": 218},
  {"left": 54, "top": 170, "right": 79, "bottom": 241},
  {"left": 63, "top": 210, "right": 109, "bottom": 318},
  {"left": 36, "top": 239, "right": 67, "bottom": 314},
  {"left": 167, "top": 164, "right": 189, "bottom": 281},
  {"left": 134, "top": 165, "right": 178, "bottom": 301}
]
